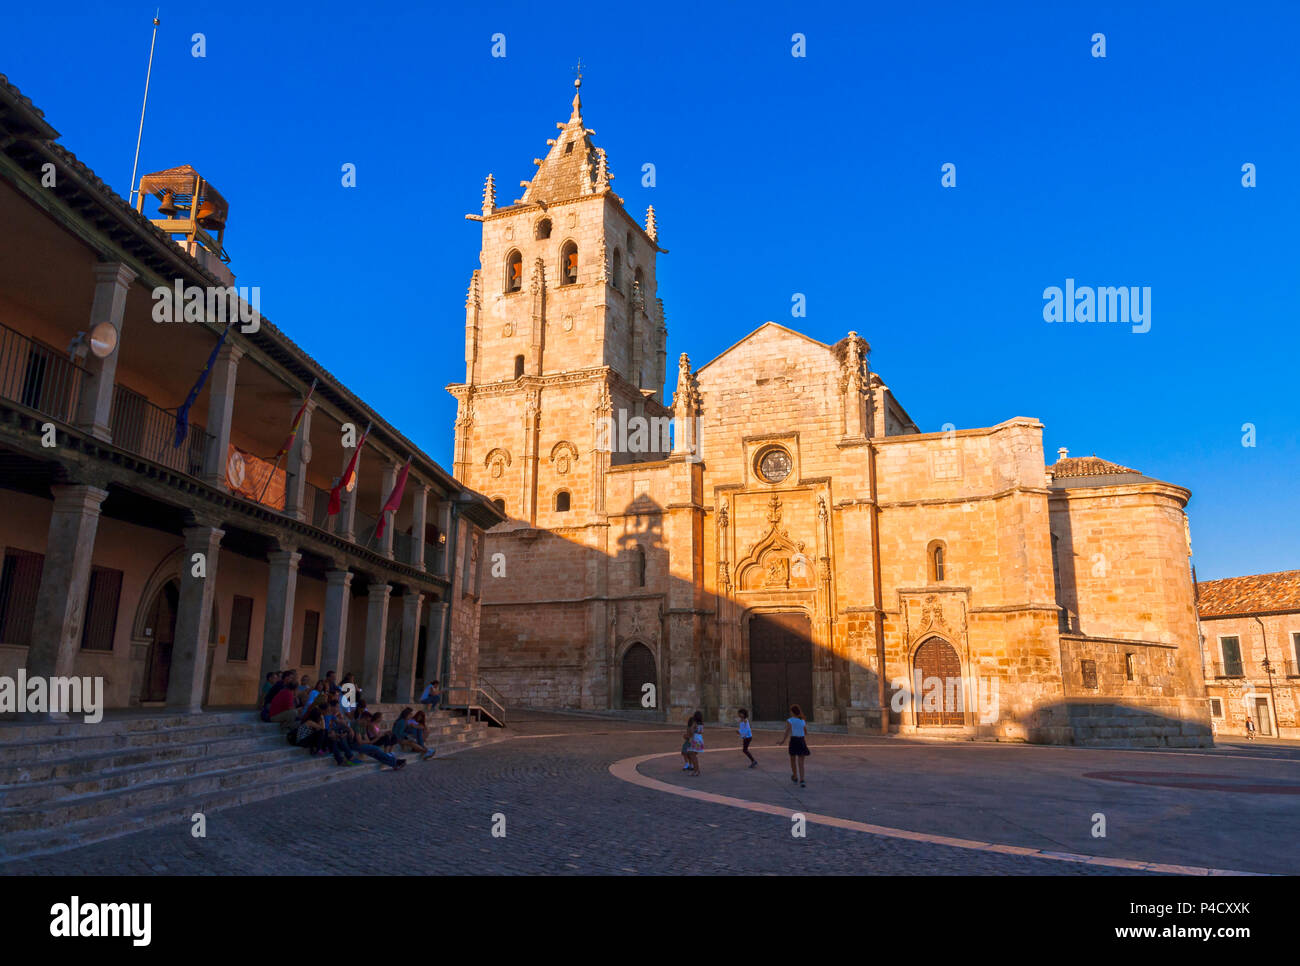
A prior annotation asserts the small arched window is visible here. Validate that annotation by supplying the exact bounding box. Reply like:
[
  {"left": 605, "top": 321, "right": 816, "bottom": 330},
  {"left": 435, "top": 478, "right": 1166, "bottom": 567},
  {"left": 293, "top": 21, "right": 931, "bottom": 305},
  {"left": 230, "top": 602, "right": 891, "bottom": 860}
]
[
  {"left": 611, "top": 249, "right": 623, "bottom": 290},
  {"left": 560, "top": 241, "right": 578, "bottom": 285},
  {"left": 555, "top": 490, "right": 571, "bottom": 512},
  {"left": 633, "top": 545, "right": 646, "bottom": 587},
  {"left": 536, "top": 218, "right": 552, "bottom": 240},
  {"left": 505, "top": 250, "right": 523, "bottom": 293},
  {"left": 514, "top": 355, "right": 525, "bottom": 379},
  {"left": 492, "top": 498, "right": 505, "bottom": 514},
  {"left": 927, "top": 540, "right": 947, "bottom": 582},
  {"left": 633, "top": 267, "right": 645, "bottom": 301}
]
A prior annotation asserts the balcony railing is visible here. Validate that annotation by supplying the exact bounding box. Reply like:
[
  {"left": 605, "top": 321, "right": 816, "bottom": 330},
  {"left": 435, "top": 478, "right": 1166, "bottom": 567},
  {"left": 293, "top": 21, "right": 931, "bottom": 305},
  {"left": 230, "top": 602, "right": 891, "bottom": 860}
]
[
  {"left": 110, "top": 384, "right": 211, "bottom": 476},
  {"left": 0, "top": 322, "right": 87, "bottom": 424},
  {"left": 424, "top": 541, "right": 442, "bottom": 574},
  {"left": 307, "top": 483, "right": 331, "bottom": 530},
  {"left": 392, "top": 531, "right": 412, "bottom": 564},
  {"left": 1210, "top": 661, "right": 1246, "bottom": 679}
]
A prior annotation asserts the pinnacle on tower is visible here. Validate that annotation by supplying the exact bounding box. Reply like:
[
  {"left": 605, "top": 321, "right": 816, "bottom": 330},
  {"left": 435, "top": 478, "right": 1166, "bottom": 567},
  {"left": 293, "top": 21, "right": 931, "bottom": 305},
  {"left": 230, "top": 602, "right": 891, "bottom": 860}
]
[
  {"left": 645, "top": 205, "right": 658, "bottom": 241},
  {"left": 481, "top": 173, "right": 496, "bottom": 215}
]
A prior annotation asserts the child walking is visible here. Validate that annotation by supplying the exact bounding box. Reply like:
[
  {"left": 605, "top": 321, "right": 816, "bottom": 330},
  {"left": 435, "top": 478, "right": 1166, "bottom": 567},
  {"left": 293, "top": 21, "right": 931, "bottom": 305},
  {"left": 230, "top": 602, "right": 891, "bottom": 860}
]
[
  {"left": 688, "top": 710, "right": 705, "bottom": 775},
  {"left": 779, "top": 704, "right": 810, "bottom": 787},
  {"left": 682, "top": 715, "right": 699, "bottom": 775},
  {"left": 737, "top": 708, "right": 757, "bottom": 767}
]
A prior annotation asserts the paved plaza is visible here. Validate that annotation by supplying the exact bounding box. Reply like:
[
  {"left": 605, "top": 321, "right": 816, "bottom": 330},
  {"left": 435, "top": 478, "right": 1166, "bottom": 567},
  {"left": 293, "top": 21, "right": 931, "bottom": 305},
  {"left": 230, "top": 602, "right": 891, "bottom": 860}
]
[{"left": 7, "top": 712, "right": 1299, "bottom": 876}]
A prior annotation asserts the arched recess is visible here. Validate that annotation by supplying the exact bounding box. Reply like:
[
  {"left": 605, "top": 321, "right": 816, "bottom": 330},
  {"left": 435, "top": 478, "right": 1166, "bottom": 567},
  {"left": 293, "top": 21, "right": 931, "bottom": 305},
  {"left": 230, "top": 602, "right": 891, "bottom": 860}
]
[
  {"left": 926, "top": 539, "right": 948, "bottom": 582},
  {"left": 619, "top": 640, "right": 658, "bottom": 710},
  {"left": 131, "top": 548, "right": 186, "bottom": 642},
  {"left": 909, "top": 635, "right": 966, "bottom": 727}
]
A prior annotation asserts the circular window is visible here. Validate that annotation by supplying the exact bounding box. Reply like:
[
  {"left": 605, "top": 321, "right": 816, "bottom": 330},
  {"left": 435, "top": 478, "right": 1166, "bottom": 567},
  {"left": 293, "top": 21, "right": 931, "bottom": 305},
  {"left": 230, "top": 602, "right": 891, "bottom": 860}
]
[{"left": 757, "top": 447, "right": 792, "bottom": 484}]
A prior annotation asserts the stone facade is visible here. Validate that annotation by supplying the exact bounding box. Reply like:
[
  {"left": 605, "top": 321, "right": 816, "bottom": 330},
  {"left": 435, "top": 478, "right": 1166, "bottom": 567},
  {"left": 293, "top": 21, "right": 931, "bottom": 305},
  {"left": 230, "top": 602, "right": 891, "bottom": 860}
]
[
  {"left": 449, "top": 83, "right": 1213, "bottom": 746},
  {"left": 1196, "top": 570, "right": 1300, "bottom": 738}
]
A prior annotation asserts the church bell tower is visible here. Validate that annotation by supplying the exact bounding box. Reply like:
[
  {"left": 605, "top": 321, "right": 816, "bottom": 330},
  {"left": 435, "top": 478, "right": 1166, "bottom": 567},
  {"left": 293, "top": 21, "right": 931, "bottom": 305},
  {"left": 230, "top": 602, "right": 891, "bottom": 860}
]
[{"left": 448, "top": 75, "right": 669, "bottom": 529}]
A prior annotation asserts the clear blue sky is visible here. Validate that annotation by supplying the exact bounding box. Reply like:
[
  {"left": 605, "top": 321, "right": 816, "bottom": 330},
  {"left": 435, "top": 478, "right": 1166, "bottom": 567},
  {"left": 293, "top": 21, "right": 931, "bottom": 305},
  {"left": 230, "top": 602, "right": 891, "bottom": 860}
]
[{"left": 3, "top": 1, "right": 1296, "bottom": 580}]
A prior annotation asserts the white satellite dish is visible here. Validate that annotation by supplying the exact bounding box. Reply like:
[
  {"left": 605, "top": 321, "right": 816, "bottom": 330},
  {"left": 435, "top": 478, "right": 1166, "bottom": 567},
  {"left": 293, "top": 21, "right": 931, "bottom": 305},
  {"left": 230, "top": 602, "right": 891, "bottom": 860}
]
[{"left": 88, "top": 321, "right": 118, "bottom": 358}]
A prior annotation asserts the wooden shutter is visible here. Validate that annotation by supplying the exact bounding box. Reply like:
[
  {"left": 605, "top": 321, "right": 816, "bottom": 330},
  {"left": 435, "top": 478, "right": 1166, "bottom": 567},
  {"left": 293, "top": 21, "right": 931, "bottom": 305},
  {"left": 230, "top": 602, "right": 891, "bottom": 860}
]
[
  {"left": 227, "top": 595, "right": 254, "bottom": 661},
  {"left": 0, "top": 549, "right": 44, "bottom": 646},
  {"left": 301, "top": 610, "right": 320, "bottom": 666},
  {"left": 80, "top": 566, "right": 123, "bottom": 651}
]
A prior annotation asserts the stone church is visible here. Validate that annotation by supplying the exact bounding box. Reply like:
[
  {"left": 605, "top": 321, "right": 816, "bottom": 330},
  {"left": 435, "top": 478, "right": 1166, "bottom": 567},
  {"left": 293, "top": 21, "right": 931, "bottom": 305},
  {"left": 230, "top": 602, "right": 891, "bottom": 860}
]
[{"left": 447, "top": 80, "right": 1213, "bottom": 745}]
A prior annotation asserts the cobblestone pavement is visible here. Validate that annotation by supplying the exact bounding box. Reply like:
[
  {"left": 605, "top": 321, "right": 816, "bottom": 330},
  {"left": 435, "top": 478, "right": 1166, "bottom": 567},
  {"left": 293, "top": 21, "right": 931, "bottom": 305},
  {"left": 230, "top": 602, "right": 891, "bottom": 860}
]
[{"left": 7, "top": 712, "right": 1298, "bottom": 875}]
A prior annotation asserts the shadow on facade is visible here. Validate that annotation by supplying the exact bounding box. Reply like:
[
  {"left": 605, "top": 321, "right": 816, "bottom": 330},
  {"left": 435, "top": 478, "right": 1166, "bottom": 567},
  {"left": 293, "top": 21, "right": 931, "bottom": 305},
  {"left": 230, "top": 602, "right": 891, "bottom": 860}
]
[{"left": 479, "top": 492, "right": 1212, "bottom": 747}]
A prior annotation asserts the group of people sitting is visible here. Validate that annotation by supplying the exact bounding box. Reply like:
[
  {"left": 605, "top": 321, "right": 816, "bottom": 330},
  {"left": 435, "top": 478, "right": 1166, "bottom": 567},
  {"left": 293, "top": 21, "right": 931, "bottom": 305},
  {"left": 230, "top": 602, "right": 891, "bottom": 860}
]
[{"left": 258, "top": 669, "right": 444, "bottom": 770}]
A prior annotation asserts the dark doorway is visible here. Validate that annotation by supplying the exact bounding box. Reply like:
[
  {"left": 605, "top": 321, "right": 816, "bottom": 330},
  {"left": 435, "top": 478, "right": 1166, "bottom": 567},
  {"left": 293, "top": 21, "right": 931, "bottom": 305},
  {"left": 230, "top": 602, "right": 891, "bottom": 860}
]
[
  {"left": 141, "top": 580, "right": 180, "bottom": 703},
  {"left": 748, "top": 612, "right": 814, "bottom": 721},
  {"left": 913, "top": 637, "right": 963, "bottom": 726},
  {"left": 414, "top": 624, "right": 428, "bottom": 683},
  {"left": 621, "top": 642, "right": 657, "bottom": 709}
]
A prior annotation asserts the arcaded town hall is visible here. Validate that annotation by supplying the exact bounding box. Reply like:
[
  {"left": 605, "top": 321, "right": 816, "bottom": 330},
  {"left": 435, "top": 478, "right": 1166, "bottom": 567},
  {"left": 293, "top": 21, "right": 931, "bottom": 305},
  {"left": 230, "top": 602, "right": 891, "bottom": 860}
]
[{"left": 449, "top": 80, "right": 1212, "bottom": 746}]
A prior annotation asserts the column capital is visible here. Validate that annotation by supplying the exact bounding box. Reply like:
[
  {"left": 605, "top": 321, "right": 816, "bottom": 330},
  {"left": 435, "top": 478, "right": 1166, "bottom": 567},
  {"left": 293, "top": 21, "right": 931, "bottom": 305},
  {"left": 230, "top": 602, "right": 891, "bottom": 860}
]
[
  {"left": 325, "top": 568, "right": 354, "bottom": 588},
  {"left": 92, "top": 261, "right": 138, "bottom": 289},
  {"left": 216, "top": 341, "right": 246, "bottom": 365},
  {"left": 268, "top": 548, "right": 302, "bottom": 569},
  {"left": 48, "top": 483, "right": 109, "bottom": 514}
]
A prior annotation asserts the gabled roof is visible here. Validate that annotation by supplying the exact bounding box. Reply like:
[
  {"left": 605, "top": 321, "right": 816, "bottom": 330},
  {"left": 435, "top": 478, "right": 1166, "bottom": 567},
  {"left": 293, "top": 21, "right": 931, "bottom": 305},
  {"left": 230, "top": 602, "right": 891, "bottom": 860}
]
[
  {"left": 1197, "top": 570, "right": 1300, "bottom": 618},
  {"left": 695, "top": 322, "right": 832, "bottom": 374}
]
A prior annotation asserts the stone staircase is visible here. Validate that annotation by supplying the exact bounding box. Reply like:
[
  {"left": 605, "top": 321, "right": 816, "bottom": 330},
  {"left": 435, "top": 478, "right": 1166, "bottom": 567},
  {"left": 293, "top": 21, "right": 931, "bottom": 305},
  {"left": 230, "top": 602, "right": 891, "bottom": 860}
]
[
  {"left": 1066, "top": 701, "right": 1214, "bottom": 748},
  {"left": 0, "top": 707, "right": 500, "bottom": 862}
]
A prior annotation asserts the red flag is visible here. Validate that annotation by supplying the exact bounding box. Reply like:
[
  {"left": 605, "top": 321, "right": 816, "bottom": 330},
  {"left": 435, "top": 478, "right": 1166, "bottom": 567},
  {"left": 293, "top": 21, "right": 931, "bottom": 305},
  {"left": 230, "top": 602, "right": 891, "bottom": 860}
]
[
  {"left": 375, "top": 459, "right": 411, "bottom": 540},
  {"left": 327, "top": 425, "right": 369, "bottom": 516},
  {"left": 276, "top": 379, "right": 317, "bottom": 461}
]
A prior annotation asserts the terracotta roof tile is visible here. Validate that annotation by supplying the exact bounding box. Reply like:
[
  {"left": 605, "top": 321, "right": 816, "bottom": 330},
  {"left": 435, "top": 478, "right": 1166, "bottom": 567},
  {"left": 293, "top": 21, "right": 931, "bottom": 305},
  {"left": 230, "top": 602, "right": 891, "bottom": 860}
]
[
  {"left": 1051, "top": 455, "right": 1138, "bottom": 478},
  {"left": 1196, "top": 570, "right": 1300, "bottom": 617}
]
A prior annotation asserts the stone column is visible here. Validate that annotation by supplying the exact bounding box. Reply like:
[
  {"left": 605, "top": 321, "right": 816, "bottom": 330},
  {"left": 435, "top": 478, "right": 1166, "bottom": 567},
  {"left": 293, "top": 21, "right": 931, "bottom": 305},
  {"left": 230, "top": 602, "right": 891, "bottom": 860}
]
[
  {"left": 26, "top": 485, "right": 110, "bottom": 692},
  {"left": 378, "top": 459, "right": 397, "bottom": 559},
  {"left": 201, "top": 341, "right": 245, "bottom": 490},
  {"left": 395, "top": 590, "right": 425, "bottom": 703},
  {"left": 167, "top": 523, "right": 225, "bottom": 710},
  {"left": 425, "top": 600, "right": 450, "bottom": 689},
  {"left": 410, "top": 481, "right": 428, "bottom": 569},
  {"left": 361, "top": 582, "right": 392, "bottom": 702},
  {"left": 434, "top": 499, "right": 453, "bottom": 579},
  {"left": 259, "top": 546, "right": 301, "bottom": 677},
  {"left": 74, "top": 263, "right": 137, "bottom": 442},
  {"left": 283, "top": 398, "right": 316, "bottom": 522},
  {"left": 320, "top": 568, "right": 353, "bottom": 677}
]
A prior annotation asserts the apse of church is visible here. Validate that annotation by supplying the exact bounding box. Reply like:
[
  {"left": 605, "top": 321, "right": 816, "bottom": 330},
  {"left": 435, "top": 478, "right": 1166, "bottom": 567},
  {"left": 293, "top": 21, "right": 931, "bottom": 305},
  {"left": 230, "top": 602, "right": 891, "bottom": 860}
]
[{"left": 448, "top": 81, "right": 1213, "bottom": 747}]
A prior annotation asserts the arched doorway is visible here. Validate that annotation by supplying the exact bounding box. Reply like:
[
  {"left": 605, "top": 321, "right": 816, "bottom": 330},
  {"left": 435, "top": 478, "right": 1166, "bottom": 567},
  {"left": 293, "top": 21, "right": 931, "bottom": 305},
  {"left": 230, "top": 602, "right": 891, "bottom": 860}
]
[
  {"left": 141, "top": 579, "right": 180, "bottom": 703},
  {"left": 913, "top": 637, "right": 964, "bottom": 726},
  {"left": 748, "top": 612, "right": 814, "bottom": 721},
  {"left": 621, "top": 642, "right": 657, "bottom": 709}
]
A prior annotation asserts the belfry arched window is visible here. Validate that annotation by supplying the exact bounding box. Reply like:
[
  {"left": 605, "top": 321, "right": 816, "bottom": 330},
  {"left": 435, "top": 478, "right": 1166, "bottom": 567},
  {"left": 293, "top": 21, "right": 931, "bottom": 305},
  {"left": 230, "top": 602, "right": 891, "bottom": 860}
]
[
  {"left": 560, "top": 241, "right": 578, "bottom": 286},
  {"left": 536, "top": 218, "right": 552, "bottom": 240},
  {"left": 505, "top": 250, "right": 523, "bottom": 293},
  {"left": 514, "top": 355, "right": 525, "bottom": 379},
  {"left": 555, "top": 490, "right": 571, "bottom": 512},
  {"left": 927, "top": 540, "right": 947, "bottom": 582}
]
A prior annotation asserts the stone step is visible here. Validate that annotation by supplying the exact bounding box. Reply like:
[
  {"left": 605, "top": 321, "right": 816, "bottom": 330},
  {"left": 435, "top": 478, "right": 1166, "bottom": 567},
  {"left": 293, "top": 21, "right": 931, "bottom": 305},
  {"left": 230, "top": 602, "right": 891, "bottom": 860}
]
[
  {"left": 0, "top": 724, "right": 500, "bottom": 861},
  {"left": 0, "top": 710, "right": 257, "bottom": 743},
  {"left": 0, "top": 731, "right": 289, "bottom": 786},
  {"left": 0, "top": 719, "right": 278, "bottom": 764}
]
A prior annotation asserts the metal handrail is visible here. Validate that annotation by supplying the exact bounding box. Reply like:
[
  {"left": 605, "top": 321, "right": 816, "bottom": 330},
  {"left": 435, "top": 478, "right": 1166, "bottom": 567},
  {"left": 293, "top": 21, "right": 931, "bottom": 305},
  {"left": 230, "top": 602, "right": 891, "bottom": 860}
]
[
  {"left": 0, "top": 322, "right": 87, "bottom": 424},
  {"left": 442, "top": 682, "right": 506, "bottom": 727},
  {"left": 110, "top": 383, "right": 210, "bottom": 476}
]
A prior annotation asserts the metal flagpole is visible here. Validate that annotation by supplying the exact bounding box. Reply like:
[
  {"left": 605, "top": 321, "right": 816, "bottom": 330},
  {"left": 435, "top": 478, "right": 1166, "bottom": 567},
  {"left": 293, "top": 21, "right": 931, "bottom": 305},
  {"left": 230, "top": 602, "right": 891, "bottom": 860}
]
[
  {"left": 129, "top": 12, "right": 161, "bottom": 203},
  {"left": 257, "top": 378, "right": 317, "bottom": 505}
]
